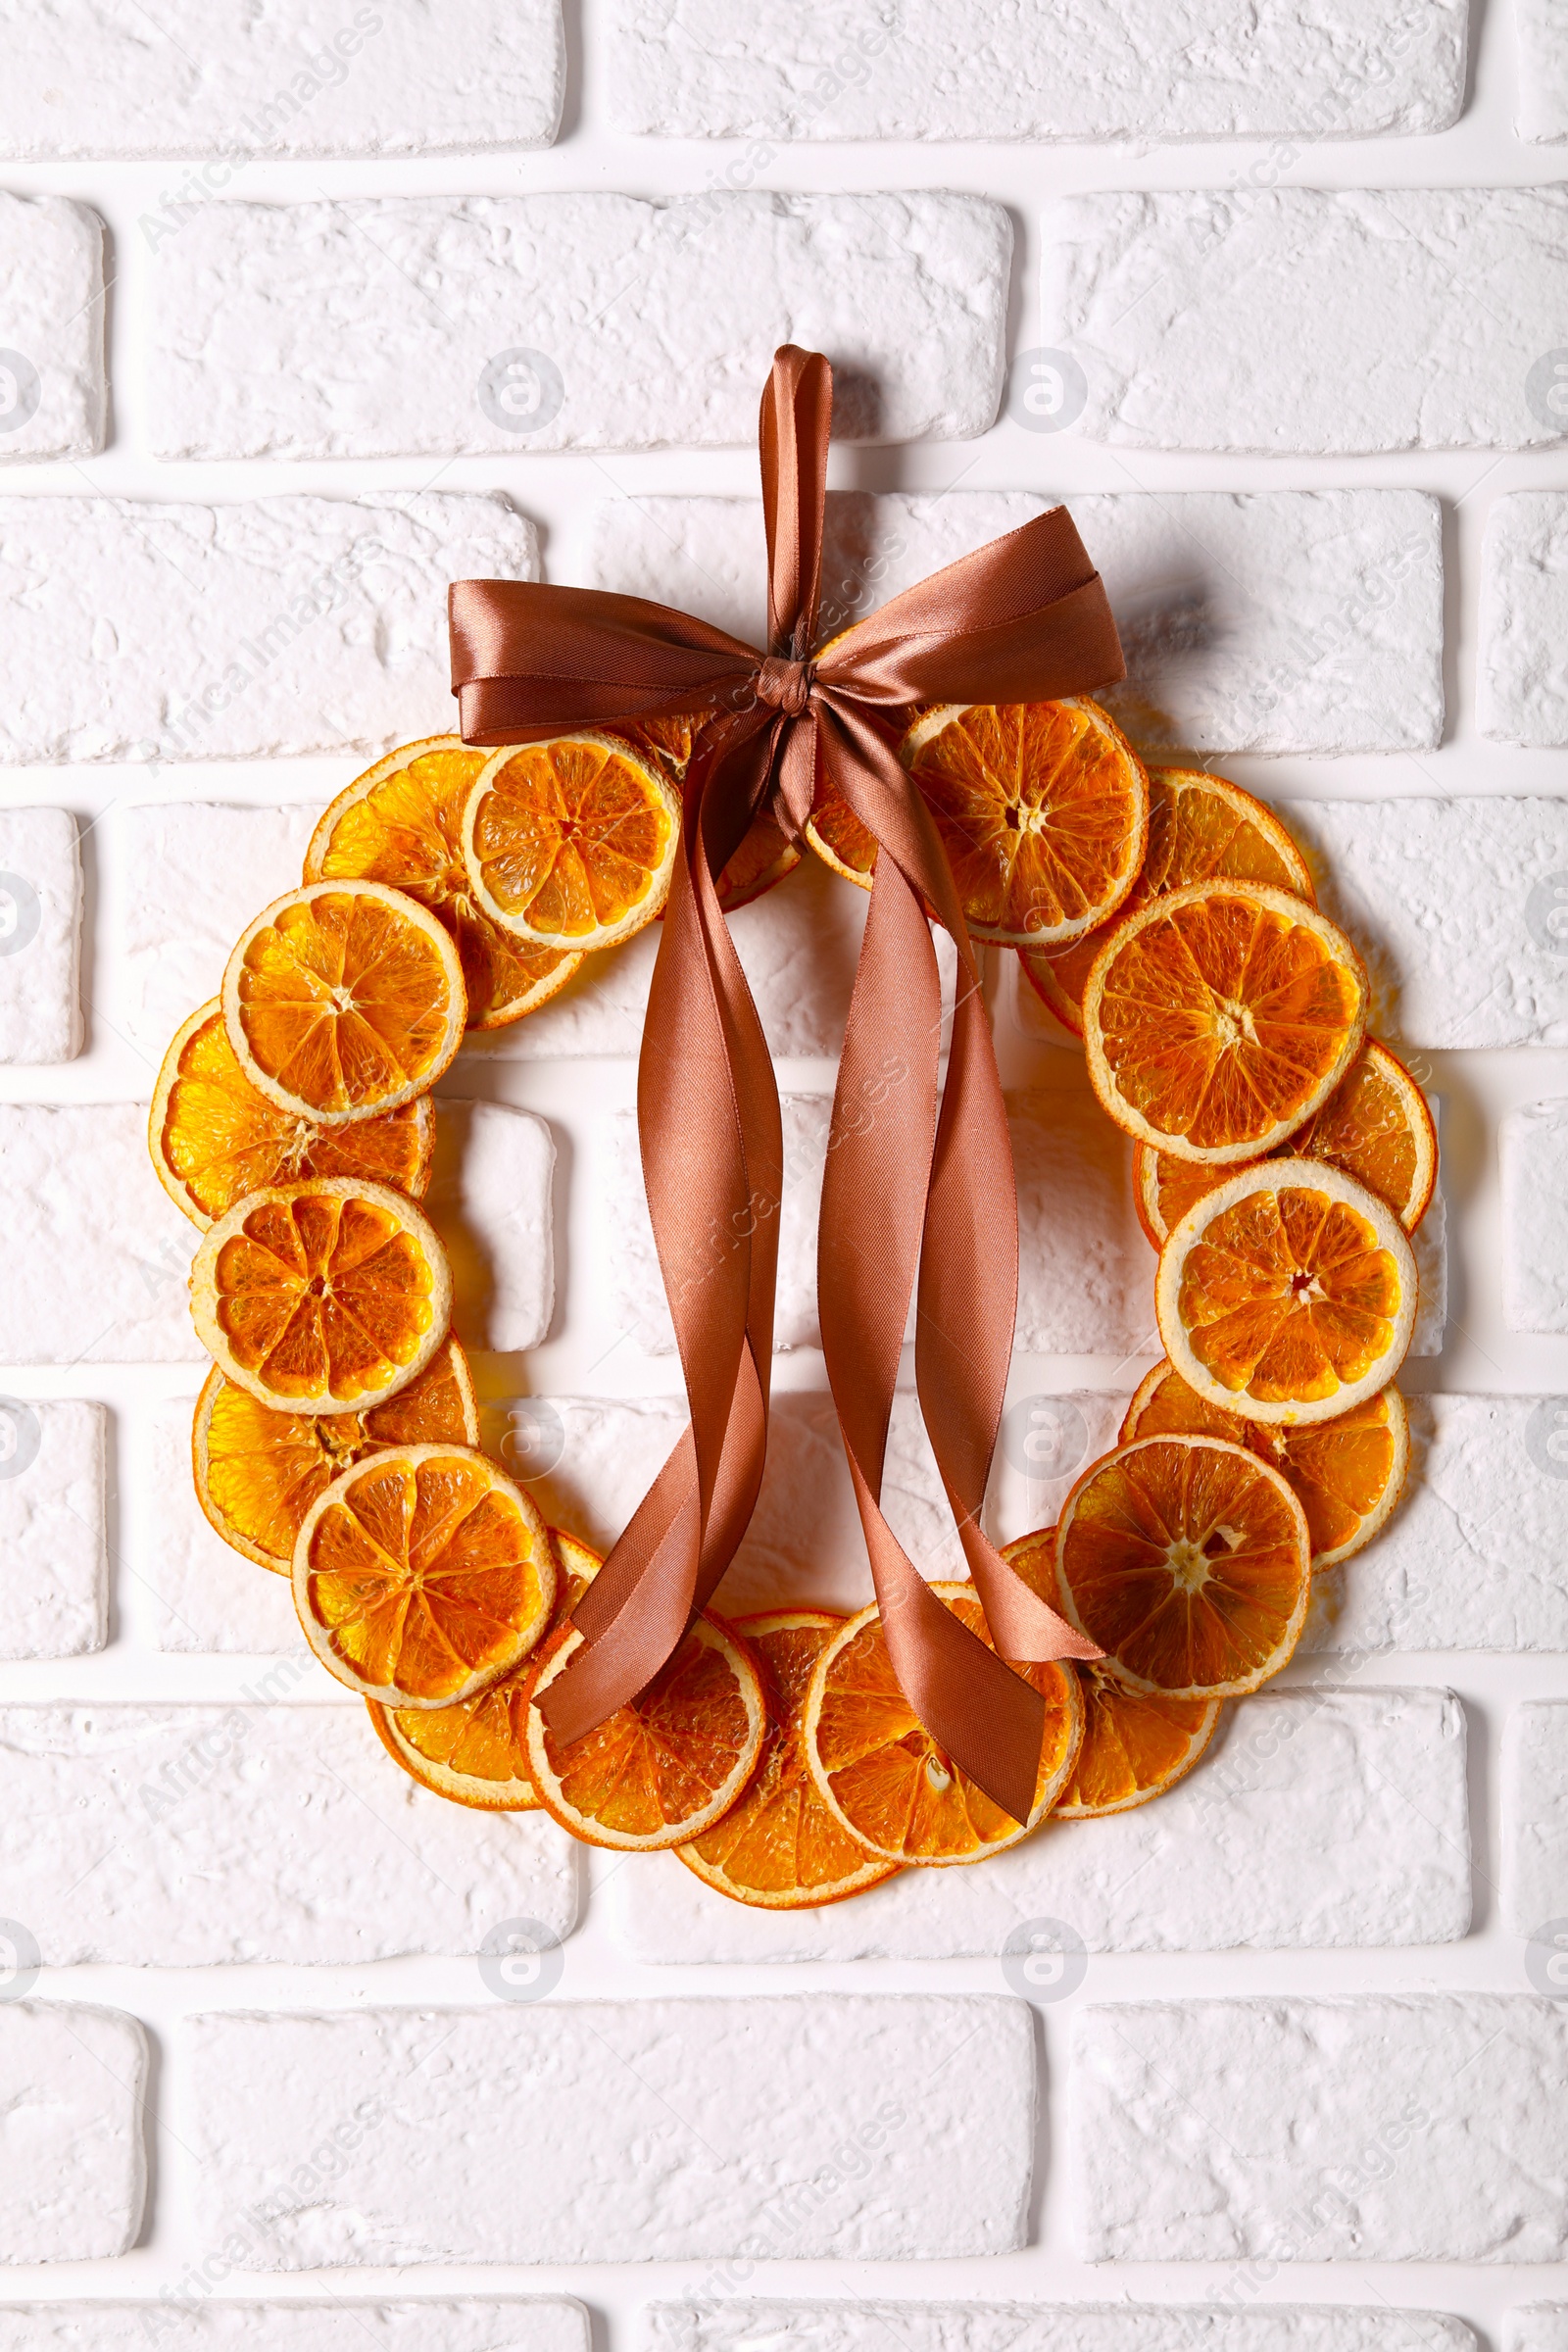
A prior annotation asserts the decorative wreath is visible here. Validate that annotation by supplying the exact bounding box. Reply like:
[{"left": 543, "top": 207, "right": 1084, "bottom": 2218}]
[{"left": 149, "top": 349, "right": 1433, "bottom": 1911}]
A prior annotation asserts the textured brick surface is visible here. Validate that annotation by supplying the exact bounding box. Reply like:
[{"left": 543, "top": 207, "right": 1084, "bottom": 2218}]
[
  {"left": 142, "top": 1396, "right": 306, "bottom": 1654},
  {"left": 0, "top": 1400, "right": 106, "bottom": 1659},
  {"left": 0, "top": 196, "right": 103, "bottom": 459},
  {"left": 0, "top": 2005, "right": 147, "bottom": 2261},
  {"left": 1518, "top": 1, "right": 1568, "bottom": 139},
  {"left": 1513, "top": 2315, "right": 1568, "bottom": 2352},
  {"left": 1284, "top": 799, "right": 1568, "bottom": 1047},
  {"left": 152, "top": 194, "right": 1010, "bottom": 459},
  {"left": 1503, "top": 1702, "right": 1568, "bottom": 1936},
  {"left": 187, "top": 1997, "right": 1033, "bottom": 2265},
  {"left": 615, "top": 1688, "right": 1470, "bottom": 1962},
  {"left": 1480, "top": 494, "right": 1568, "bottom": 741},
  {"left": 1045, "top": 189, "right": 1568, "bottom": 452},
  {"left": 647, "top": 2309, "right": 1481, "bottom": 2352},
  {"left": 0, "top": 809, "right": 80, "bottom": 1063},
  {"left": 426, "top": 1102, "right": 556, "bottom": 1354},
  {"left": 1502, "top": 1102, "right": 1568, "bottom": 1330},
  {"left": 0, "top": 2308, "right": 589, "bottom": 2352},
  {"left": 608, "top": 0, "right": 1466, "bottom": 138},
  {"left": 0, "top": 495, "right": 535, "bottom": 764},
  {"left": 1073, "top": 1995, "right": 1568, "bottom": 2261},
  {"left": 0, "top": 1702, "right": 577, "bottom": 1963},
  {"left": 0, "top": 2, "right": 564, "bottom": 158},
  {"left": 580, "top": 489, "right": 1444, "bottom": 757}
]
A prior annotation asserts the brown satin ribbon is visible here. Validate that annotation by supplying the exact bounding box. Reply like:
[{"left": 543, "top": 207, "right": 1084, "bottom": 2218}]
[{"left": 449, "top": 346, "right": 1124, "bottom": 1825}]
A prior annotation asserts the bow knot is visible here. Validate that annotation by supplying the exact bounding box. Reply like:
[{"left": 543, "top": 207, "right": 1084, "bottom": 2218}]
[{"left": 755, "top": 654, "right": 814, "bottom": 717}]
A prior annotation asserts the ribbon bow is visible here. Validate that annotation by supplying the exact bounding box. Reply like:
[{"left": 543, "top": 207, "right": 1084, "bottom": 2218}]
[{"left": 450, "top": 346, "right": 1124, "bottom": 1825}]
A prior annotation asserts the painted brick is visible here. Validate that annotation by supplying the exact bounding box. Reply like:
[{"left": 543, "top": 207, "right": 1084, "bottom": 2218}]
[
  {"left": 615, "top": 1687, "right": 1470, "bottom": 1962},
  {"left": 0, "top": 3, "right": 564, "bottom": 159},
  {"left": 514, "top": 1389, "right": 960, "bottom": 1618},
  {"left": 186, "top": 1996, "right": 1033, "bottom": 2265},
  {"left": 580, "top": 490, "right": 1445, "bottom": 758},
  {"left": 0, "top": 810, "right": 80, "bottom": 1063},
  {"left": 0, "top": 1104, "right": 200, "bottom": 1363},
  {"left": 1302, "top": 1395, "right": 1568, "bottom": 1653},
  {"left": 1073, "top": 1994, "right": 1568, "bottom": 2261},
  {"left": 1045, "top": 189, "right": 1568, "bottom": 453},
  {"left": 0, "top": 196, "right": 104, "bottom": 460},
  {"left": 0, "top": 2004, "right": 147, "bottom": 2260},
  {"left": 150, "top": 193, "right": 1009, "bottom": 459},
  {"left": 609, "top": 0, "right": 1465, "bottom": 138},
  {"left": 1518, "top": 1, "right": 1568, "bottom": 139},
  {"left": 1283, "top": 798, "right": 1568, "bottom": 1048},
  {"left": 0, "top": 1400, "right": 106, "bottom": 1659},
  {"left": 113, "top": 801, "right": 322, "bottom": 1061},
  {"left": 0, "top": 2307, "right": 588, "bottom": 2352},
  {"left": 0, "top": 494, "right": 535, "bottom": 764},
  {"left": 1502, "top": 1102, "right": 1568, "bottom": 1329},
  {"left": 427, "top": 1102, "right": 556, "bottom": 1354},
  {"left": 645, "top": 2306, "right": 1481, "bottom": 2352},
  {"left": 0, "top": 1701, "right": 576, "bottom": 1964},
  {"left": 1513, "top": 2314, "right": 1568, "bottom": 2352},
  {"left": 141, "top": 1396, "right": 305, "bottom": 1655},
  {"left": 1479, "top": 494, "right": 1568, "bottom": 742},
  {"left": 1503, "top": 1702, "right": 1568, "bottom": 1936}
]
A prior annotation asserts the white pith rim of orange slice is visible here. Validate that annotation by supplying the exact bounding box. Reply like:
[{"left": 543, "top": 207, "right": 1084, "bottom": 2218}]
[{"left": 1154, "top": 1158, "right": 1419, "bottom": 1429}]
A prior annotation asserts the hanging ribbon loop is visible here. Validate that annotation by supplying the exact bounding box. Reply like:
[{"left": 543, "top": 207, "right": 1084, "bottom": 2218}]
[{"left": 449, "top": 346, "right": 1125, "bottom": 1824}]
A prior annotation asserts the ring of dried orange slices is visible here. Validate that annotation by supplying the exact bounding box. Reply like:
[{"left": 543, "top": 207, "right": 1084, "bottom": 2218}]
[{"left": 153, "top": 704, "right": 1432, "bottom": 1911}]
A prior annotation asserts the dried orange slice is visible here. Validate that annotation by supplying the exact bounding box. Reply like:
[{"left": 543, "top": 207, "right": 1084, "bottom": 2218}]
[
  {"left": 223, "top": 880, "right": 466, "bottom": 1126},
  {"left": 368, "top": 1528, "right": 602, "bottom": 1808},
  {"left": 462, "top": 732, "right": 681, "bottom": 953},
  {"left": 192, "top": 1336, "right": 478, "bottom": 1572},
  {"left": 804, "top": 778, "right": 880, "bottom": 888},
  {"left": 895, "top": 700, "right": 1149, "bottom": 945},
  {"left": 1021, "top": 766, "right": 1313, "bottom": 1038},
  {"left": 521, "top": 1613, "right": 766, "bottom": 1851},
  {"left": 1084, "top": 879, "right": 1368, "bottom": 1164},
  {"left": 677, "top": 1611, "right": 902, "bottom": 1909},
  {"left": 293, "top": 1443, "right": 555, "bottom": 1708},
  {"left": 1054, "top": 1435, "right": 1311, "bottom": 1697},
  {"left": 151, "top": 1001, "right": 435, "bottom": 1231},
  {"left": 304, "top": 737, "right": 583, "bottom": 1031},
  {"left": 1155, "top": 1159, "right": 1418, "bottom": 1427},
  {"left": 800, "top": 1582, "right": 1084, "bottom": 1866},
  {"left": 1133, "top": 1041, "right": 1437, "bottom": 1246},
  {"left": 189, "top": 1178, "right": 451, "bottom": 1414},
  {"left": 1120, "top": 1359, "right": 1409, "bottom": 1572}
]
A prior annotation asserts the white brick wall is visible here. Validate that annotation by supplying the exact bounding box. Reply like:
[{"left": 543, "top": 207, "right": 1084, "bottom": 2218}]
[{"left": 0, "top": 3, "right": 1554, "bottom": 2340}]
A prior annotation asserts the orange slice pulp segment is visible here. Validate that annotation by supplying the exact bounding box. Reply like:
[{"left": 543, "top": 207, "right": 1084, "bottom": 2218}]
[
  {"left": 151, "top": 1000, "right": 434, "bottom": 1229},
  {"left": 462, "top": 732, "right": 681, "bottom": 953},
  {"left": 800, "top": 1582, "right": 1084, "bottom": 1866},
  {"left": 292, "top": 1443, "right": 554, "bottom": 1707},
  {"left": 193, "top": 1336, "right": 477, "bottom": 1572},
  {"left": 1084, "top": 879, "right": 1368, "bottom": 1164},
  {"left": 1155, "top": 1159, "right": 1418, "bottom": 1427},
  {"left": 1054, "top": 1435, "right": 1311, "bottom": 1698},
  {"left": 678, "top": 1610, "right": 903, "bottom": 1908},
  {"left": 368, "top": 1528, "right": 602, "bottom": 1807},
  {"left": 1021, "top": 766, "right": 1313, "bottom": 1038},
  {"left": 223, "top": 880, "right": 466, "bottom": 1125},
  {"left": 521, "top": 1612, "right": 766, "bottom": 1851},
  {"left": 1121, "top": 1357, "right": 1409, "bottom": 1571},
  {"left": 189, "top": 1178, "right": 451, "bottom": 1414},
  {"left": 305, "top": 737, "right": 583, "bottom": 1030}
]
